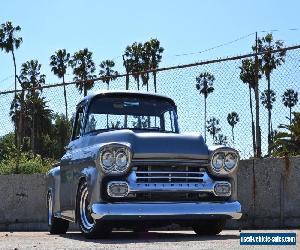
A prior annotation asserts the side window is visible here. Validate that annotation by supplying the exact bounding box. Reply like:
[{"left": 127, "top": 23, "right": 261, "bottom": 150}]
[{"left": 72, "top": 107, "right": 84, "bottom": 140}]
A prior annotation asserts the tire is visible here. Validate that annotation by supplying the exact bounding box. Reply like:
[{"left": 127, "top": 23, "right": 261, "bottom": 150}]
[
  {"left": 77, "top": 181, "right": 111, "bottom": 239},
  {"left": 192, "top": 219, "right": 226, "bottom": 236},
  {"left": 47, "top": 191, "right": 69, "bottom": 234}
]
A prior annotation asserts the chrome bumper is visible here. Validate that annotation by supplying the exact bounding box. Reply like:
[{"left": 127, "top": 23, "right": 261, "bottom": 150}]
[{"left": 91, "top": 201, "right": 242, "bottom": 220}]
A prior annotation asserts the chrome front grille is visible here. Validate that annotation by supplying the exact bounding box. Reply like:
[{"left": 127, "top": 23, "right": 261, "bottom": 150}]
[{"left": 134, "top": 165, "right": 206, "bottom": 183}]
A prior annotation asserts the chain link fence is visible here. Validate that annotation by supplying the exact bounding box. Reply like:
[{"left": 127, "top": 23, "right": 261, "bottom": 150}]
[{"left": 1, "top": 45, "right": 299, "bottom": 159}]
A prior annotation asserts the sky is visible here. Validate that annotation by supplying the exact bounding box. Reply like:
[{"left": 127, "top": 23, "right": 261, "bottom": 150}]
[
  {"left": 1, "top": 0, "right": 300, "bottom": 89},
  {"left": 0, "top": 0, "right": 300, "bottom": 158}
]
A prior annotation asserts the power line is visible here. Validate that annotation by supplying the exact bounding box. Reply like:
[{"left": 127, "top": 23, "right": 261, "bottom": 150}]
[
  {"left": 171, "top": 28, "right": 300, "bottom": 58},
  {"left": 173, "top": 32, "right": 256, "bottom": 58},
  {"left": 258, "top": 28, "right": 299, "bottom": 33},
  {"left": 0, "top": 75, "right": 13, "bottom": 83}
]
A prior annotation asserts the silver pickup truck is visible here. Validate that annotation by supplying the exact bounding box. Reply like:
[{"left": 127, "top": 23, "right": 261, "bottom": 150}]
[{"left": 46, "top": 90, "right": 242, "bottom": 238}]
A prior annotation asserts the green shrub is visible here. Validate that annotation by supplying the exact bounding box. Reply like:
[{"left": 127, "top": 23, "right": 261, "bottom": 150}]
[{"left": 0, "top": 152, "right": 57, "bottom": 175}]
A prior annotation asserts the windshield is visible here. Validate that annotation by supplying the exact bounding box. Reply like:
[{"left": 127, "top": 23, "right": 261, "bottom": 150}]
[{"left": 85, "top": 96, "right": 179, "bottom": 133}]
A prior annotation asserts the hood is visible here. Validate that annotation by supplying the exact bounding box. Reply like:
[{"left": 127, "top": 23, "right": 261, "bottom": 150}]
[{"left": 82, "top": 129, "right": 209, "bottom": 160}]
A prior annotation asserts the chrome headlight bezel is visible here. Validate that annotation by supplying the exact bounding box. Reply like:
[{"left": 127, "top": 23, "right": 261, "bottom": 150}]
[
  {"left": 99, "top": 144, "right": 132, "bottom": 175},
  {"left": 209, "top": 150, "right": 239, "bottom": 176},
  {"left": 224, "top": 152, "right": 238, "bottom": 171}
]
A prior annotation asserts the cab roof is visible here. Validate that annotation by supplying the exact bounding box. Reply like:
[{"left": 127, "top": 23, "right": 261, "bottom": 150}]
[{"left": 78, "top": 90, "right": 176, "bottom": 107}]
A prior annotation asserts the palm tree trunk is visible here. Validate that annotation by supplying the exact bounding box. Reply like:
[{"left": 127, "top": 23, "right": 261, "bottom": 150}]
[
  {"left": 289, "top": 107, "right": 292, "bottom": 125},
  {"left": 62, "top": 75, "right": 68, "bottom": 120},
  {"left": 154, "top": 71, "right": 157, "bottom": 93},
  {"left": 123, "top": 55, "right": 129, "bottom": 90},
  {"left": 267, "top": 74, "right": 271, "bottom": 155},
  {"left": 204, "top": 97, "right": 207, "bottom": 143},
  {"left": 12, "top": 50, "right": 17, "bottom": 145},
  {"left": 19, "top": 90, "right": 24, "bottom": 145},
  {"left": 12, "top": 49, "right": 20, "bottom": 173},
  {"left": 267, "top": 73, "right": 271, "bottom": 92},
  {"left": 124, "top": 115, "right": 128, "bottom": 128},
  {"left": 84, "top": 85, "right": 87, "bottom": 97},
  {"left": 126, "top": 74, "right": 129, "bottom": 90},
  {"left": 249, "top": 86, "right": 256, "bottom": 156},
  {"left": 146, "top": 75, "right": 149, "bottom": 92},
  {"left": 254, "top": 45, "right": 261, "bottom": 158},
  {"left": 137, "top": 76, "right": 140, "bottom": 91},
  {"left": 267, "top": 108, "right": 271, "bottom": 155},
  {"left": 232, "top": 126, "right": 234, "bottom": 144},
  {"left": 31, "top": 103, "right": 36, "bottom": 156},
  {"left": 254, "top": 84, "right": 261, "bottom": 157}
]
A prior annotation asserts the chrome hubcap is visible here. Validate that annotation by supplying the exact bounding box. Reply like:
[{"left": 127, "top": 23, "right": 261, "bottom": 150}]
[
  {"left": 79, "top": 186, "right": 95, "bottom": 230},
  {"left": 48, "top": 193, "right": 53, "bottom": 226}
]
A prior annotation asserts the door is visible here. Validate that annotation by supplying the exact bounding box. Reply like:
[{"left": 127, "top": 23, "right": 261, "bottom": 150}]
[{"left": 60, "top": 105, "right": 84, "bottom": 219}]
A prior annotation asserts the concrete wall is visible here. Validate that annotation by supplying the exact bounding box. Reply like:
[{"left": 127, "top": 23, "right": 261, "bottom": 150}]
[
  {"left": 232, "top": 156, "right": 300, "bottom": 229},
  {"left": 0, "top": 157, "right": 299, "bottom": 231},
  {"left": 0, "top": 174, "right": 47, "bottom": 231}
]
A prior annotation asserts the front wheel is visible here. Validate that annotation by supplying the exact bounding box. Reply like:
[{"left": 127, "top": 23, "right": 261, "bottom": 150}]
[
  {"left": 77, "top": 181, "right": 111, "bottom": 239},
  {"left": 47, "top": 191, "right": 69, "bottom": 234},
  {"left": 192, "top": 219, "right": 226, "bottom": 236}
]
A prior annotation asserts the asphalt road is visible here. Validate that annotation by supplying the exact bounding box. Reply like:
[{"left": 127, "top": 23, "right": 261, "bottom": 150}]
[{"left": 0, "top": 230, "right": 298, "bottom": 250}]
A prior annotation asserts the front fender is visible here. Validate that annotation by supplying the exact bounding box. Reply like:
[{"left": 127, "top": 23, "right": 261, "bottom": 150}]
[
  {"left": 73, "top": 166, "right": 101, "bottom": 222},
  {"left": 46, "top": 165, "right": 61, "bottom": 214},
  {"left": 77, "top": 166, "right": 99, "bottom": 201}
]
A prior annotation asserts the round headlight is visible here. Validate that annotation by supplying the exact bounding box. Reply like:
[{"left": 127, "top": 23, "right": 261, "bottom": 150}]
[
  {"left": 212, "top": 153, "right": 224, "bottom": 172},
  {"left": 115, "top": 150, "right": 128, "bottom": 171},
  {"left": 224, "top": 153, "right": 238, "bottom": 171},
  {"left": 99, "top": 145, "right": 131, "bottom": 174},
  {"left": 101, "top": 150, "right": 114, "bottom": 171}
]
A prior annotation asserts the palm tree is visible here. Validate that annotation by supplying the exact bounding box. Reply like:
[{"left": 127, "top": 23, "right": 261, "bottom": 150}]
[
  {"left": 69, "top": 48, "right": 96, "bottom": 96},
  {"left": 18, "top": 60, "right": 46, "bottom": 155},
  {"left": 0, "top": 21, "right": 23, "bottom": 172},
  {"left": 124, "top": 42, "right": 144, "bottom": 90},
  {"left": 282, "top": 89, "right": 298, "bottom": 125},
  {"left": 227, "top": 112, "right": 239, "bottom": 144},
  {"left": 260, "top": 89, "right": 276, "bottom": 155},
  {"left": 26, "top": 92, "right": 53, "bottom": 156},
  {"left": 239, "top": 58, "right": 260, "bottom": 155},
  {"left": 254, "top": 33, "right": 286, "bottom": 92},
  {"left": 254, "top": 33, "right": 285, "bottom": 155},
  {"left": 52, "top": 114, "right": 72, "bottom": 158},
  {"left": 0, "top": 21, "right": 23, "bottom": 100},
  {"left": 143, "top": 39, "right": 164, "bottom": 92},
  {"left": 196, "top": 72, "right": 215, "bottom": 142},
  {"left": 99, "top": 59, "right": 119, "bottom": 128},
  {"left": 9, "top": 90, "right": 26, "bottom": 151},
  {"left": 206, "top": 117, "right": 221, "bottom": 143},
  {"left": 50, "top": 49, "right": 70, "bottom": 119},
  {"left": 99, "top": 60, "right": 118, "bottom": 90},
  {"left": 272, "top": 112, "right": 300, "bottom": 157}
]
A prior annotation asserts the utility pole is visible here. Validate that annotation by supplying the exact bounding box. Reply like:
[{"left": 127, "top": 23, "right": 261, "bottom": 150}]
[{"left": 254, "top": 32, "right": 262, "bottom": 158}]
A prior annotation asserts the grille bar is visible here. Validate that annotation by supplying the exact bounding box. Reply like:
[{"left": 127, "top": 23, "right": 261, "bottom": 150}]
[
  {"left": 135, "top": 165, "right": 206, "bottom": 183},
  {"left": 136, "top": 171, "right": 204, "bottom": 175},
  {"left": 136, "top": 176, "right": 203, "bottom": 180}
]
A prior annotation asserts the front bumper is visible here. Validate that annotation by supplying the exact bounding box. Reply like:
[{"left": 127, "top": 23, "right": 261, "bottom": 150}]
[{"left": 91, "top": 201, "right": 242, "bottom": 221}]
